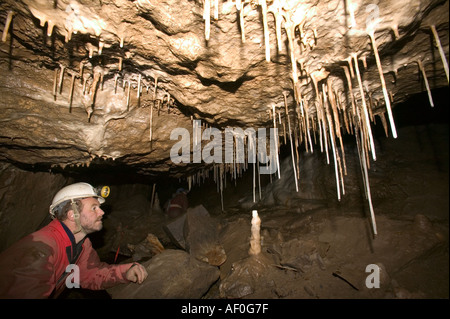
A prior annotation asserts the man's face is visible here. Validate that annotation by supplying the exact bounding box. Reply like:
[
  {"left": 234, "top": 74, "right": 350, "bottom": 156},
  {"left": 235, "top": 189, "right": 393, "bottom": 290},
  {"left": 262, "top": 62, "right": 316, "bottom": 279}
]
[{"left": 79, "top": 197, "right": 105, "bottom": 234}]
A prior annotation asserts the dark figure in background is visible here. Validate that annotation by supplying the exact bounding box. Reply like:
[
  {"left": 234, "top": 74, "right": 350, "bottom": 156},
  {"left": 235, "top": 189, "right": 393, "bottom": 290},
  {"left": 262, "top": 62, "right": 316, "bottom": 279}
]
[{"left": 165, "top": 188, "right": 189, "bottom": 219}]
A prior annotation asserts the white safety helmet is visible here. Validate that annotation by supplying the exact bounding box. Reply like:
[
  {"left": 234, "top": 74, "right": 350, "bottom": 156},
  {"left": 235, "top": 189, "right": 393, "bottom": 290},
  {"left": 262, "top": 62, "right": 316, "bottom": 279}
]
[{"left": 49, "top": 182, "right": 108, "bottom": 216}]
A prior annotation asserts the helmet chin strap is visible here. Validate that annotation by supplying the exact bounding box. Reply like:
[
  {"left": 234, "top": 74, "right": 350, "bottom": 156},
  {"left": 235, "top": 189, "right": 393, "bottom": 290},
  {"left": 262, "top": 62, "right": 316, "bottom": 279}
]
[{"left": 70, "top": 199, "right": 84, "bottom": 235}]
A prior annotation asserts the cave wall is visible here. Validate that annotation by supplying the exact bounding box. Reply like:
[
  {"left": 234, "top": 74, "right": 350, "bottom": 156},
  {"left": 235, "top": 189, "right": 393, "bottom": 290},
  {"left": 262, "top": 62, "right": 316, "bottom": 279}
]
[{"left": 0, "top": 163, "right": 68, "bottom": 252}]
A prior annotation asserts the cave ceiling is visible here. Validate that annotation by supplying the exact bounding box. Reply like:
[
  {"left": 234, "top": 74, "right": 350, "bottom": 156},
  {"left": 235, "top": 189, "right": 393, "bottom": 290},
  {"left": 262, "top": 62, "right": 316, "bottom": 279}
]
[{"left": 0, "top": 0, "right": 448, "bottom": 177}]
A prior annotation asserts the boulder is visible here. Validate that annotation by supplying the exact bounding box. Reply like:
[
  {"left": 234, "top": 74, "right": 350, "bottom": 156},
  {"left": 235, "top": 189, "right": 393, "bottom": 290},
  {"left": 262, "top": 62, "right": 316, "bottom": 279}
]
[
  {"left": 107, "top": 249, "right": 220, "bottom": 299},
  {"left": 184, "top": 205, "right": 227, "bottom": 266}
]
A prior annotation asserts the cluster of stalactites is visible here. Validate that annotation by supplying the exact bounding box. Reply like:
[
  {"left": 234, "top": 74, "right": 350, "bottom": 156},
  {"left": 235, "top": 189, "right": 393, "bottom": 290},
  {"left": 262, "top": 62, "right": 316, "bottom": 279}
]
[{"left": 200, "top": 0, "right": 449, "bottom": 236}]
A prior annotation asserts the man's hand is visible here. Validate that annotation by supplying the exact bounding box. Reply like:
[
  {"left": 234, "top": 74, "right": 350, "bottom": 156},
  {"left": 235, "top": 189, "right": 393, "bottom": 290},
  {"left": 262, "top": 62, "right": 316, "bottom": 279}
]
[{"left": 125, "top": 263, "right": 148, "bottom": 284}]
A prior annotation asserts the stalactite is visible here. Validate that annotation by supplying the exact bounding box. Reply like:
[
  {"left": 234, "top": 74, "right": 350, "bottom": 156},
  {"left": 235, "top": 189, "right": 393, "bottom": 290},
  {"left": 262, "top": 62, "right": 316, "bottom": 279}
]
[
  {"left": 68, "top": 72, "right": 76, "bottom": 112},
  {"left": 1, "top": 11, "right": 14, "bottom": 43},
  {"left": 417, "top": 60, "right": 434, "bottom": 107},
  {"left": 82, "top": 74, "right": 88, "bottom": 95},
  {"left": 214, "top": 0, "right": 219, "bottom": 20},
  {"left": 284, "top": 10, "right": 299, "bottom": 90},
  {"left": 352, "top": 53, "right": 376, "bottom": 161},
  {"left": 238, "top": 1, "right": 246, "bottom": 43},
  {"left": 153, "top": 76, "right": 158, "bottom": 100},
  {"left": 342, "top": 65, "right": 356, "bottom": 117},
  {"left": 79, "top": 62, "right": 84, "bottom": 83},
  {"left": 368, "top": 32, "right": 397, "bottom": 139},
  {"left": 260, "top": 0, "right": 270, "bottom": 62},
  {"left": 58, "top": 65, "right": 66, "bottom": 95},
  {"left": 89, "top": 72, "right": 101, "bottom": 120},
  {"left": 137, "top": 74, "right": 142, "bottom": 107},
  {"left": 149, "top": 97, "right": 154, "bottom": 145},
  {"left": 114, "top": 74, "right": 119, "bottom": 94},
  {"left": 391, "top": 24, "right": 400, "bottom": 39},
  {"left": 347, "top": 0, "right": 357, "bottom": 29},
  {"left": 377, "top": 111, "right": 389, "bottom": 137},
  {"left": 118, "top": 57, "right": 123, "bottom": 71},
  {"left": 98, "top": 40, "right": 104, "bottom": 55},
  {"left": 430, "top": 25, "right": 449, "bottom": 83},
  {"left": 271, "top": 104, "right": 281, "bottom": 179},
  {"left": 268, "top": 0, "right": 283, "bottom": 52},
  {"left": 47, "top": 20, "right": 55, "bottom": 37},
  {"left": 126, "top": 80, "right": 131, "bottom": 111},
  {"left": 283, "top": 92, "right": 298, "bottom": 192},
  {"left": 355, "top": 125, "right": 377, "bottom": 236},
  {"left": 52, "top": 68, "right": 58, "bottom": 101},
  {"left": 323, "top": 84, "right": 341, "bottom": 201},
  {"left": 204, "top": 0, "right": 210, "bottom": 41}
]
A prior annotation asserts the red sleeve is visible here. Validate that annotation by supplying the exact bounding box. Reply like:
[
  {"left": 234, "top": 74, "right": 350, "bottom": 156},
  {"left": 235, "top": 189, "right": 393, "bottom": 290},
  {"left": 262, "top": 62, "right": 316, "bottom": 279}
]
[
  {"left": 0, "top": 236, "right": 56, "bottom": 299},
  {"left": 77, "top": 238, "right": 134, "bottom": 290}
]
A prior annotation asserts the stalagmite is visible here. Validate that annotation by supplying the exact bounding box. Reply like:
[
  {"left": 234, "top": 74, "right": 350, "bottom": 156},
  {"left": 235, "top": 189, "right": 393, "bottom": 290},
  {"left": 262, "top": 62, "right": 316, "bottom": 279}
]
[
  {"left": 353, "top": 53, "right": 376, "bottom": 161},
  {"left": 417, "top": 60, "right": 434, "bottom": 107},
  {"left": 368, "top": 32, "right": 397, "bottom": 138},
  {"left": 249, "top": 210, "right": 261, "bottom": 256},
  {"left": 283, "top": 92, "right": 298, "bottom": 192},
  {"left": 2, "top": 11, "right": 14, "bottom": 43},
  {"left": 431, "top": 25, "right": 449, "bottom": 83}
]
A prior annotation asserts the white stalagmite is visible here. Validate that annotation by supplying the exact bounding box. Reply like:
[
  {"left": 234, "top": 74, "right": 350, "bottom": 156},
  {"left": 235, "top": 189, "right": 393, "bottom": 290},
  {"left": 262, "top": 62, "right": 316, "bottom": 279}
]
[
  {"left": 2, "top": 11, "right": 14, "bottom": 43},
  {"left": 249, "top": 210, "right": 261, "bottom": 255},
  {"left": 417, "top": 60, "right": 434, "bottom": 107},
  {"left": 431, "top": 25, "right": 449, "bottom": 84},
  {"left": 368, "top": 32, "right": 398, "bottom": 138}
]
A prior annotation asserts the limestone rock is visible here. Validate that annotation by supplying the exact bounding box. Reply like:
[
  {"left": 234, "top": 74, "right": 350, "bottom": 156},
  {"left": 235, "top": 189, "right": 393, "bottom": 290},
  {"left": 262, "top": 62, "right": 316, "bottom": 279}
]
[{"left": 107, "top": 249, "right": 220, "bottom": 299}]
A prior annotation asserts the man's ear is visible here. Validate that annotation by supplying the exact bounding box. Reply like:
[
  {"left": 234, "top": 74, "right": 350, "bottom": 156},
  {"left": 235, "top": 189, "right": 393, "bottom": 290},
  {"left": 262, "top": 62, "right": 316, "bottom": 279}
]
[{"left": 66, "top": 209, "right": 75, "bottom": 221}]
